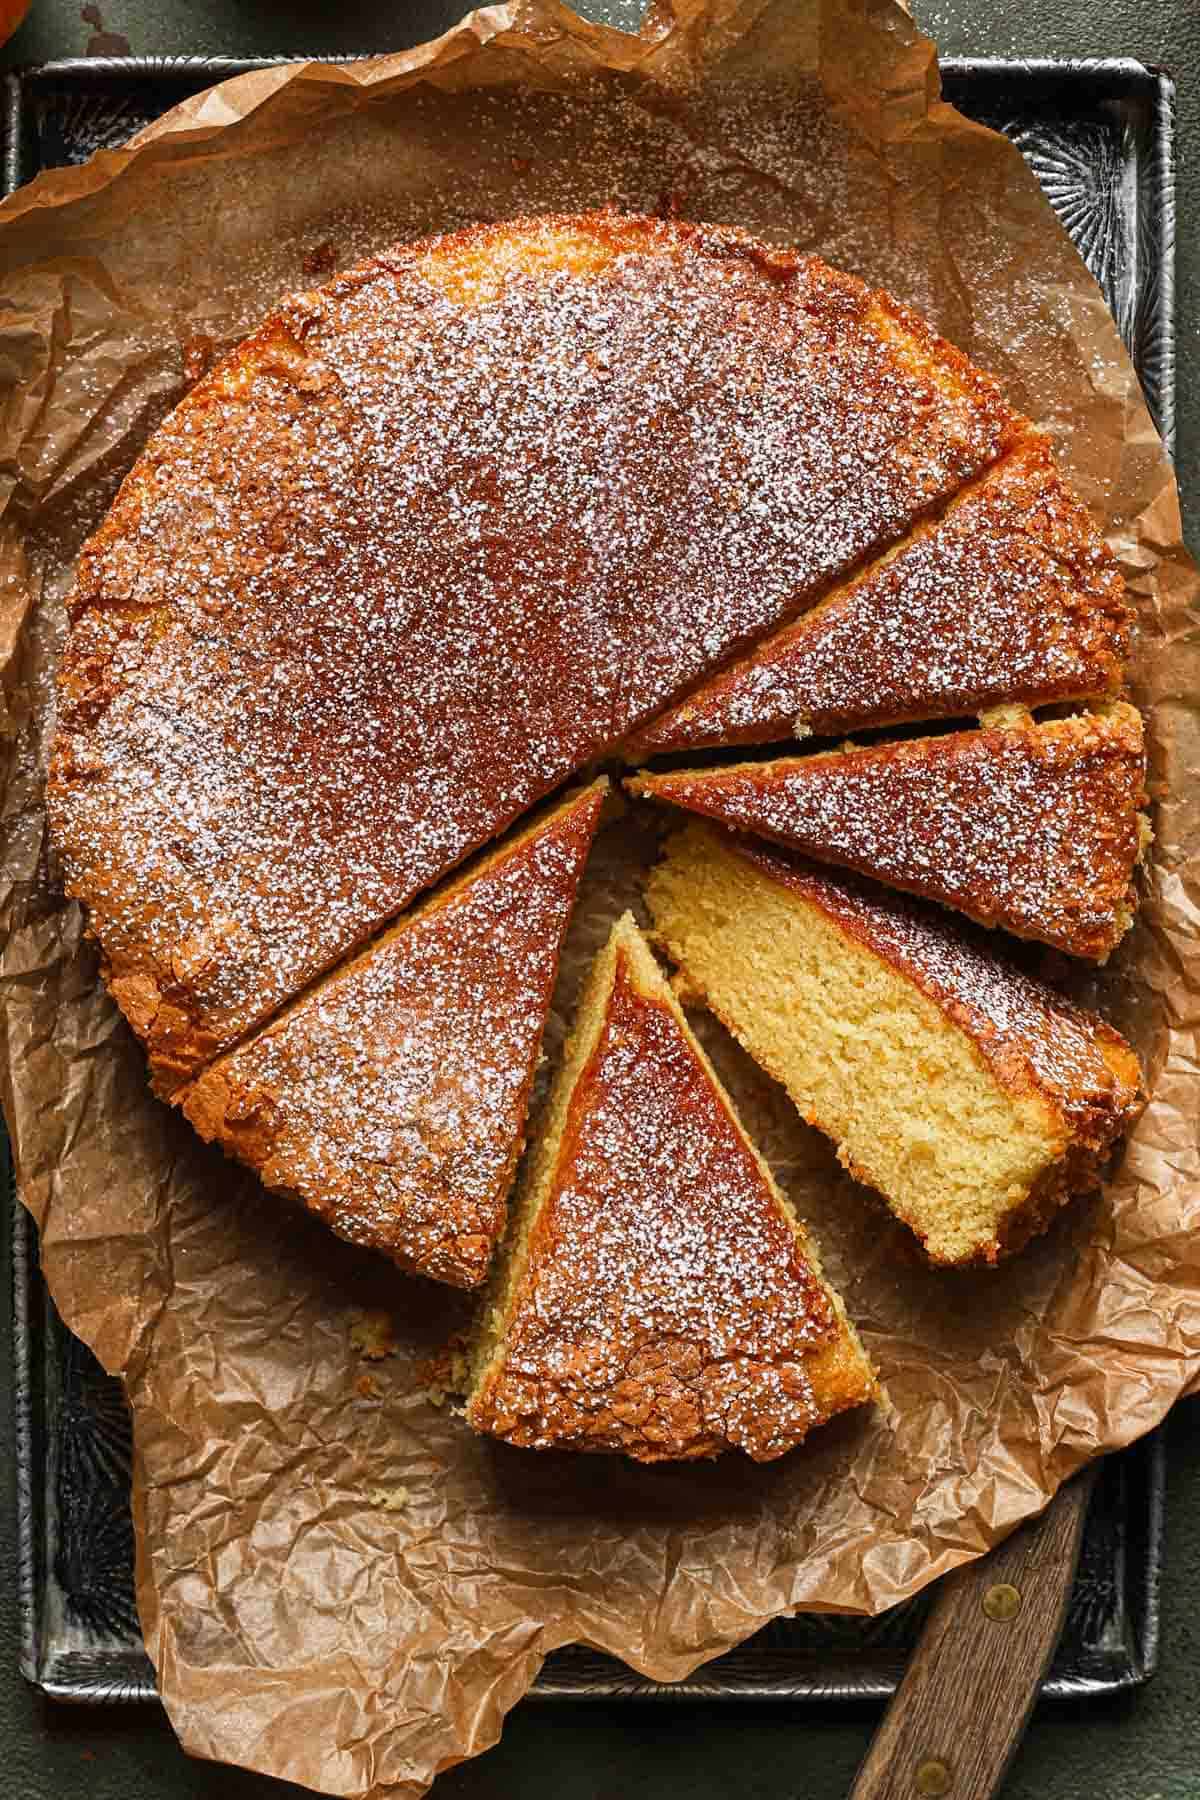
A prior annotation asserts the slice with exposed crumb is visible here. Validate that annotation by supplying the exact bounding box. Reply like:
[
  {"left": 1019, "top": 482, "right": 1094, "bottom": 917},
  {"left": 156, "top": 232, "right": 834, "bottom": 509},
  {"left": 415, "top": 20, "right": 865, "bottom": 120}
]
[
  {"left": 644, "top": 823, "right": 1144, "bottom": 1265},
  {"left": 466, "top": 913, "right": 875, "bottom": 1462}
]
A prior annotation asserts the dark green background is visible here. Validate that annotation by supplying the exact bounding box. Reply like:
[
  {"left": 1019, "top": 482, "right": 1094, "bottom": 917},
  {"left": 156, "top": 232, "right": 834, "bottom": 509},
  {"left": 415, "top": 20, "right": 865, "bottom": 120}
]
[{"left": 3, "top": 2, "right": 1198, "bottom": 1796}]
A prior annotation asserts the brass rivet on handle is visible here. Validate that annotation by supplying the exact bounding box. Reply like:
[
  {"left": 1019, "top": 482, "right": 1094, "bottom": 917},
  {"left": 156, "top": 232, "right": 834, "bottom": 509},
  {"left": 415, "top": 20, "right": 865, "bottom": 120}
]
[
  {"left": 982, "top": 1582, "right": 1022, "bottom": 1622},
  {"left": 914, "top": 1759, "right": 953, "bottom": 1796}
]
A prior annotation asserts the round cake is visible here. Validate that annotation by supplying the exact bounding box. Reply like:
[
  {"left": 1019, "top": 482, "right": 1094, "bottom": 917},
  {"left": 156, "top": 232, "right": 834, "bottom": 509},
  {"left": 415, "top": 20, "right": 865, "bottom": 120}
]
[{"left": 48, "top": 211, "right": 1143, "bottom": 1338}]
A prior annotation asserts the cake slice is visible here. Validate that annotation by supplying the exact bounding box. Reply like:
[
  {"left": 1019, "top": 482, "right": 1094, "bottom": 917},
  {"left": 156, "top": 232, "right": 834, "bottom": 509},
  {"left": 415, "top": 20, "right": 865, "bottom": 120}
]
[
  {"left": 466, "top": 914, "right": 875, "bottom": 1461},
  {"left": 644, "top": 823, "right": 1144, "bottom": 1266},
  {"left": 182, "top": 780, "right": 607, "bottom": 1289},
  {"left": 627, "top": 436, "right": 1131, "bottom": 756},
  {"left": 630, "top": 705, "right": 1148, "bottom": 961}
]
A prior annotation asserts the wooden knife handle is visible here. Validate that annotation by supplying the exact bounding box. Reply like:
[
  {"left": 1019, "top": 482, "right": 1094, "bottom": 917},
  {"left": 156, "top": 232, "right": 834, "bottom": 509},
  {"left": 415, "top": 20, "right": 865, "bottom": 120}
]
[{"left": 849, "top": 1466, "right": 1098, "bottom": 1800}]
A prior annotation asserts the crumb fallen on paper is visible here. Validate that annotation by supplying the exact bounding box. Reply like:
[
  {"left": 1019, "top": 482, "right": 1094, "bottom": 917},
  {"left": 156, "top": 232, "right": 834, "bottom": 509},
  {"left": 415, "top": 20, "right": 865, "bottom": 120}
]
[
  {"left": 366, "top": 1485, "right": 410, "bottom": 1512},
  {"left": 303, "top": 240, "right": 339, "bottom": 276},
  {"left": 348, "top": 1308, "right": 399, "bottom": 1361},
  {"left": 978, "top": 702, "right": 1033, "bottom": 729},
  {"left": 411, "top": 1339, "right": 470, "bottom": 1408}
]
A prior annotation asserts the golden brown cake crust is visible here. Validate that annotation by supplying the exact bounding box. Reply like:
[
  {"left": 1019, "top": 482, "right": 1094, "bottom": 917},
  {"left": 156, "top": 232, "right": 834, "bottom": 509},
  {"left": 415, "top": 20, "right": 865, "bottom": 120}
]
[
  {"left": 181, "top": 782, "right": 606, "bottom": 1289},
  {"left": 468, "top": 925, "right": 874, "bottom": 1461},
  {"left": 628, "top": 434, "right": 1131, "bottom": 755},
  {"left": 708, "top": 828, "right": 1143, "bottom": 1176},
  {"left": 631, "top": 705, "right": 1149, "bottom": 960},
  {"left": 48, "top": 212, "right": 1022, "bottom": 1092}
]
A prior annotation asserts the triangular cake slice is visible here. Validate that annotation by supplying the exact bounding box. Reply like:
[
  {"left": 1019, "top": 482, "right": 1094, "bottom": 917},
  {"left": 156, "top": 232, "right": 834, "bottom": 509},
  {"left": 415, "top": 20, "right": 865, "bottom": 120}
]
[
  {"left": 645, "top": 823, "right": 1144, "bottom": 1266},
  {"left": 183, "top": 780, "right": 607, "bottom": 1289},
  {"left": 631, "top": 705, "right": 1148, "bottom": 961},
  {"left": 627, "top": 437, "right": 1131, "bottom": 756},
  {"left": 466, "top": 914, "right": 875, "bottom": 1462}
]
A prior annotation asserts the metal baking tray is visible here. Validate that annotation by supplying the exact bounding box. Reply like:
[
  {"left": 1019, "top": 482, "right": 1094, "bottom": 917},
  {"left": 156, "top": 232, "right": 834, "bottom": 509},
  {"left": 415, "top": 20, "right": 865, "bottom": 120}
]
[{"left": 3, "top": 52, "right": 1175, "bottom": 1706}]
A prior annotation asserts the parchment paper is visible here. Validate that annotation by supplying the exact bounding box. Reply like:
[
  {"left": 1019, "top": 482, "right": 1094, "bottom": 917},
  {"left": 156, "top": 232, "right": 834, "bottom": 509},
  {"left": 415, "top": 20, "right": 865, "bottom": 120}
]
[{"left": 2, "top": 2, "right": 1198, "bottom": 1795}]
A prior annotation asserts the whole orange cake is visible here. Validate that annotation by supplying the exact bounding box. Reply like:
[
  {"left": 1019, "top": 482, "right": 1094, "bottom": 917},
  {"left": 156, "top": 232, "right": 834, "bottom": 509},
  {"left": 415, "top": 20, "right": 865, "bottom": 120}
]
[
  {"left": 46, "top": 210, "right": 1148, "bottom": 1450},
  {"left": 48, "top": 212, "right": 1022, "bottom": 1095},
  {"left": 467, "top": 915, "right": 875, "bottom": 1460},
  {"left": 182, "top": 782, "right": 606, "bottom": 1288}
]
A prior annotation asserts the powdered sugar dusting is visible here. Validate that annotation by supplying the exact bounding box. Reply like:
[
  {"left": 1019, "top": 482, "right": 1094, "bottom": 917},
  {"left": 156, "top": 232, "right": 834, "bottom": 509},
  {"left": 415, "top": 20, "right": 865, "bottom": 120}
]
[
  {"left": 476, "top": 936, "right": 852, "bottom": 1463},
  {"left": 182, "top": 788, "right": 603, "bottom": 1289},
  {"left": 640, "top": 710, "right": 1146, "bottom": 959},
  {"left": 50, "top": 217, "right": 1017, "bottom": 1080},
  {"left": 632, "top": 436, "right": 1132, "bottom": 753}
]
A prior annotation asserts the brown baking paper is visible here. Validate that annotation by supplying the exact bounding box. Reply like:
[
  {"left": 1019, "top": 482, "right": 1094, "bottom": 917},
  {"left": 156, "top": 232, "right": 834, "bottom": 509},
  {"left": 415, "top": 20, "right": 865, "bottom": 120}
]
[{"left": 2, "top": 1, "right": 1199, "bottom": 1794}]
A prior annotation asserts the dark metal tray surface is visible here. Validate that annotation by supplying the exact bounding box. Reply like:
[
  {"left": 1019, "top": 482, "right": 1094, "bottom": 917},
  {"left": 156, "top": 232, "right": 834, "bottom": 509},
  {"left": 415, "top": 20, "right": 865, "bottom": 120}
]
[{"left": 3, "top": 52, "right": 1174, "bottom": 1706}]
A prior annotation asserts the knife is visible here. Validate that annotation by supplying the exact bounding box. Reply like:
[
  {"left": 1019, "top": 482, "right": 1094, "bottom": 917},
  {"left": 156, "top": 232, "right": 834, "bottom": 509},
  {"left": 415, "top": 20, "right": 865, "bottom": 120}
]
[{"left": 850, "top": 1466, "right": 1099, "bottom": 1800}]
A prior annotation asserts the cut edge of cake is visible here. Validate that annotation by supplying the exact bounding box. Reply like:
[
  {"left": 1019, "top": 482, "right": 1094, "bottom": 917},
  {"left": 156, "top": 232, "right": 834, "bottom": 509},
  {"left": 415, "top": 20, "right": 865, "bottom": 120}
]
[
  {"left": 624, "top": 432, "right": 1132, "bottom": 758},
  {"left": 643, "top": 822, "right": 1144, "bottom": 1267},
  {"left": 466, "top": 911, "right": 877, "bottom": 1461}
]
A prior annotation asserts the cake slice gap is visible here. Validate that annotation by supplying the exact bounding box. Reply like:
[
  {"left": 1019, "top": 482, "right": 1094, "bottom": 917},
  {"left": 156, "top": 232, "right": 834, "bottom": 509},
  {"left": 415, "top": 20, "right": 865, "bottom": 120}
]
[
  {"left": 466, "top": 912, "right": 875, "bottom": 1462},
  {"left": 644, "top": 822, "right": 1144, "bottom": 1266},
  {"left": 182, "top": 779, "right": 608, "bottom": 1289},
  {"left": 630, "top": 704, "right": 1149, "bottom": 962},
  {"left": 625, "top": 435, "right": 1131, "bottom": 757}
]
